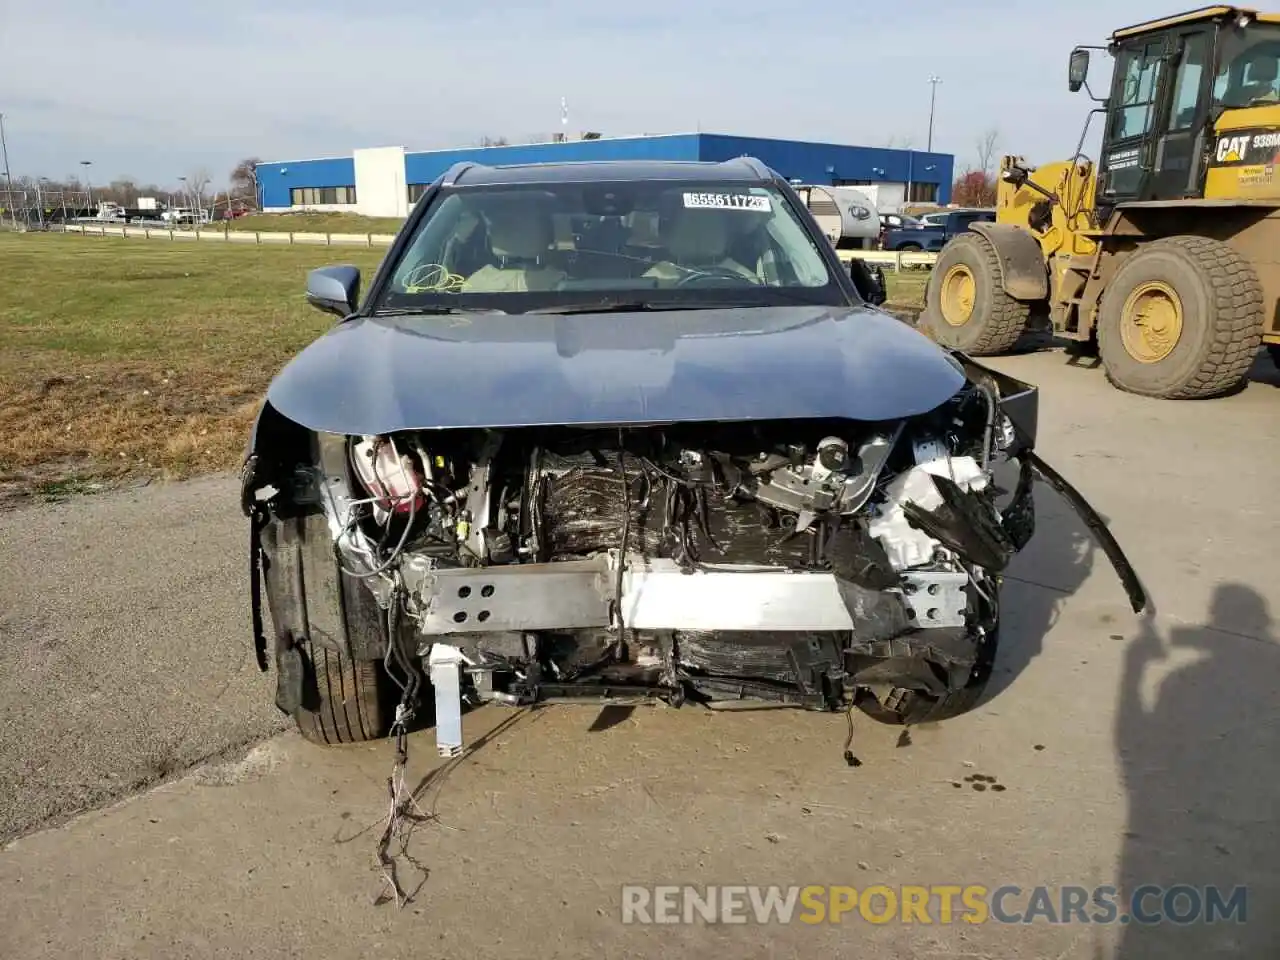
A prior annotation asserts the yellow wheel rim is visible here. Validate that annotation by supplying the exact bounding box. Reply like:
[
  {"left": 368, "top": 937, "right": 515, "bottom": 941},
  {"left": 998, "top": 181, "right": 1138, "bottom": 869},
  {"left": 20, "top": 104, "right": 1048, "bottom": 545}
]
[
  {"left": 1120, "top": 280, "right": 1183, "bottom": 364},
  {"left": 939, "top": 264, "right": 976, "bottom": 327}
]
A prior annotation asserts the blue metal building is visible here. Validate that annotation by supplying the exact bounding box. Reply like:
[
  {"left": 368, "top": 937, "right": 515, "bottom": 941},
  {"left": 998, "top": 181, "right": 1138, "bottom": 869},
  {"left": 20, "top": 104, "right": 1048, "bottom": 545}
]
[{"left": 255, "top": 133, "right": 954, "bottom": 216}]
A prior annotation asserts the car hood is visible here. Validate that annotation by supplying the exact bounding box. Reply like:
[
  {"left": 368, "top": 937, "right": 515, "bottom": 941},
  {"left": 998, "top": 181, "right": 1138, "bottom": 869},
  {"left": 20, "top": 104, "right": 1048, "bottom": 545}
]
[{"left": 265, "top": 304, "right": 968, "bottom": 434}]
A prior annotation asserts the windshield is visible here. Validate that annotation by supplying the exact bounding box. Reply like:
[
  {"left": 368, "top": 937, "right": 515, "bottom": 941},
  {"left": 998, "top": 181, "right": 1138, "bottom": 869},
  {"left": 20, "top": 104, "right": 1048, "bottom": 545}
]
[
  {"left": 375, "top": 179, "right": 843, "bottom": 313},
  {"left": 1213, "top": 22, "right": 1280, "bottom": 108}
]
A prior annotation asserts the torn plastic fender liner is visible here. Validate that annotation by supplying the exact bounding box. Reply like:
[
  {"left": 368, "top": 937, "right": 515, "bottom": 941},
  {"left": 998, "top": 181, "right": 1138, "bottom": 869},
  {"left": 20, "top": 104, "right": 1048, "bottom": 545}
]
[
  {"left": 1027, "top": 452, "right": 1148, "bottom": 614},
  {"left": 902, "top": 475, "right": 1016, "bottom": 572}
]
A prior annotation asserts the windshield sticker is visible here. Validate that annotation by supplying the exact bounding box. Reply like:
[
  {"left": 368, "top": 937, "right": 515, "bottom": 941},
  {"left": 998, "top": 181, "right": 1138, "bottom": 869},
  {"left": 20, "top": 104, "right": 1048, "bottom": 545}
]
[{"left": 682, "top": 192, "right": 771, "bottom": 211}]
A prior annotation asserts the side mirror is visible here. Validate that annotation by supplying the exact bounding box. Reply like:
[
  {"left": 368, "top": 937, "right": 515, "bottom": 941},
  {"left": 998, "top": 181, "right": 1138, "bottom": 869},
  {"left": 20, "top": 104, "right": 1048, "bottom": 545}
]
[
  {"left": 850, "top": 258, "right": 888, "bottom": 306},
  {"left": 1068, "top": 47, "right": 1090, "bottom": 93},
  {"left": 306, "top": 265, "right": 361, "bottom": 317}
]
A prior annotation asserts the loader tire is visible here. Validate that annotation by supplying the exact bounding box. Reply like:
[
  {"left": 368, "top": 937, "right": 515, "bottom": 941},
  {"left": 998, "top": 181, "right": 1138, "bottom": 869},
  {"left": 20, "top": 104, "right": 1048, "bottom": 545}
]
[
  {"left": 1097, "top": 236, "right": 1263, "bottom": 399},
  {"left": 921, "top": 232, "right": 1031, "bottom": 355}
]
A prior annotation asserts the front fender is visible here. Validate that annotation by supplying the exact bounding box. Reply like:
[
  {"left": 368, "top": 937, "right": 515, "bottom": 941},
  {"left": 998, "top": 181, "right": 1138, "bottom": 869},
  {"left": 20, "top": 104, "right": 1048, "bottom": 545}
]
[{"left": 968, "top": 222, "right": 1049, "bottom": 301}]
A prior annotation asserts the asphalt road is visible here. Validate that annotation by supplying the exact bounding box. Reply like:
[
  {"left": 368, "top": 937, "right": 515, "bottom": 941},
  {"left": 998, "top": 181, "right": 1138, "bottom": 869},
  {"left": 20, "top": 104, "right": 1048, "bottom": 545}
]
[{"left": 2, "top": 349, "right": 1280, "bottom": 959}]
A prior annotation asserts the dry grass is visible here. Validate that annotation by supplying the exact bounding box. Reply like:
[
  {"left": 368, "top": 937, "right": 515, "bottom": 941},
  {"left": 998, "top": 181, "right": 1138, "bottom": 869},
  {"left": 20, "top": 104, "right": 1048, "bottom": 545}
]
[
  {"left": 0, "top": 232, "right": 932, "bottom": 501},
  {"left": 0, "top": 233, "right": 387, "bottom": 500},
  {"left": 884, "top": 269, "right": 929, "bottom": 308},
  {"left": 221, "top": 211, "right": 407, "bottom": 234}
]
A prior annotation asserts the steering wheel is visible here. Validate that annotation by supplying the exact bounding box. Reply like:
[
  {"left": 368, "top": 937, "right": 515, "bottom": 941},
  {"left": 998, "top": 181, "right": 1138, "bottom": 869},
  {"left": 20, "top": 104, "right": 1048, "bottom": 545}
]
[{"left": 675, "top": 266, "right": 760, "bottom": 287}]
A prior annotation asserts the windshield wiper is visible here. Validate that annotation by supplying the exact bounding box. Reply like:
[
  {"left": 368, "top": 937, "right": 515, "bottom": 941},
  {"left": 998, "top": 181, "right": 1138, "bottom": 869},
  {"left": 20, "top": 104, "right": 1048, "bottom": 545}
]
[
  {"left": 371, "top": 305, "right": 506, "bottom": 316},
  {"left": 525, "top": 300, "right": 761, "bottom": 315}
]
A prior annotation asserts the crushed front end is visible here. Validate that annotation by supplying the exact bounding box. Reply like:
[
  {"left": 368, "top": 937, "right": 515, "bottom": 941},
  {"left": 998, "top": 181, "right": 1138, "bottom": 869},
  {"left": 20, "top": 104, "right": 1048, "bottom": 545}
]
[{"left": 243, "top": 353, "right": 1149, "bottom": 745}]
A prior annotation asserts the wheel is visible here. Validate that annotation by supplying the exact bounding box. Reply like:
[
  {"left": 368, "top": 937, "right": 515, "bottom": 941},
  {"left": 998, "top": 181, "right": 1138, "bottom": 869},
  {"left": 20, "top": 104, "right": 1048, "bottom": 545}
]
[
  {"left": 261, "top": 513, "right": 398, "bottom": 745},
  {"left": 920, "top": 232, "right": 1031, "bottom": 355},
  {"left": 856, "top": 623, "right": 1000, "bottom": 726},
  {"left": 1097, "top": 236, "right": 1263, "bottom": 399},
  {"left": 292, "top": 644, "right": 392, "bottom": 745}
]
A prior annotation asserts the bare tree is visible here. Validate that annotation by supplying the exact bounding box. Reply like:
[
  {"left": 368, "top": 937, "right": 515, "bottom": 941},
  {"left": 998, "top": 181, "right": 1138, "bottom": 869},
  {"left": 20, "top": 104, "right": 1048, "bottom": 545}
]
[
  {"left": 186, "top": 167, "right": 212, "bottom": 209},
  {"left": 230, "top": 157, "right": 260, "bottom": 203},
  {"left": 975, "top": 128, "right": 1000, "bottom": 175},
  {"left": 477, "top": 135, "right": 510, "bottom": 147}
]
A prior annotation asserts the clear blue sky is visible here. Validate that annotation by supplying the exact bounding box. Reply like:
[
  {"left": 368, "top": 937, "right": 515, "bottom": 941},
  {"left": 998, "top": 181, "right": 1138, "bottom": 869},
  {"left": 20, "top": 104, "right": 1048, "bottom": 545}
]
[{"left": 1, "top": 0, "right": 1181, "bottom": 188}]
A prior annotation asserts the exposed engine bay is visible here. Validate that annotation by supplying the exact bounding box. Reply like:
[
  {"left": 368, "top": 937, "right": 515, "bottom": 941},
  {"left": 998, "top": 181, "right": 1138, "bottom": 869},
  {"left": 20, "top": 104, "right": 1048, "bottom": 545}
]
[{"left": 246, "top": 358, "right": 1145, "bottom": 746}]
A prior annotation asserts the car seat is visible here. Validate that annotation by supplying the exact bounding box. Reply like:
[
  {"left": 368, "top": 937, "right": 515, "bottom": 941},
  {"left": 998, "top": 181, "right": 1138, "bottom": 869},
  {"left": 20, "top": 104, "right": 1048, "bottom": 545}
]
[
  {"left": 643, "top": 208, "right": 760, "bottom": 284},
  {"left": 461, "top": 203, "right": 566, "bottom": 293}
]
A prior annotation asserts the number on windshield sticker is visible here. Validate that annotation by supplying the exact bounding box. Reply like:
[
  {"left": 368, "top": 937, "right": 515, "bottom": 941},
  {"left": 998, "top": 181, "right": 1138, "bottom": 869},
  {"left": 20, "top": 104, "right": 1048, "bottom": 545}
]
[{"left": 682, "top": 192, "right": 771, "bottom": 211}]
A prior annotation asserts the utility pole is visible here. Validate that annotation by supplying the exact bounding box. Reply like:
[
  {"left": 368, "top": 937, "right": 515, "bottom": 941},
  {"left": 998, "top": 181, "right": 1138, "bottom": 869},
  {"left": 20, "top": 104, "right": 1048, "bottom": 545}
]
[
  {"left": 0, "top": 113, "right": 16, "bottom": 227},
  {"left": 926, "top": 76, "right": 942, "bottom": 153}
]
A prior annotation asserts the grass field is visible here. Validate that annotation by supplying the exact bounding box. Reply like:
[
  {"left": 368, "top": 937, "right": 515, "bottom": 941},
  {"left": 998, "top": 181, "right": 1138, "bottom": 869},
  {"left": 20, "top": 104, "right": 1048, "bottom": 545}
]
[
  {"left": 0, "top": 233, "right": 927, "bottom": 500},
  {"left": 220, "top": 211, "right": 407, "bottom": 234},
  {"left": 0, "top": 234, "right": 388, "bottom": 499}
]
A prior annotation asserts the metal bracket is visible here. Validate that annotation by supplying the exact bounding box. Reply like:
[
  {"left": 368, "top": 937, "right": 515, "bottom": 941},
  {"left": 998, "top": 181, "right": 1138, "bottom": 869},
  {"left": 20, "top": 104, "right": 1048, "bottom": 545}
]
[
  {"left": 428, "top": 643, "right": 466, "bottom": 757},
  {"left": 900, "top": 571, "right": 967, "bottom": 628}
]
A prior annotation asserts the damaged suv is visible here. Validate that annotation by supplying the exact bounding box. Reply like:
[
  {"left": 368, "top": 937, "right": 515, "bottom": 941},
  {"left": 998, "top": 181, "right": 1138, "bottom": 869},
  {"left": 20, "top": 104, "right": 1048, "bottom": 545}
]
[{"left": 241, "top": 157, "right": 1145, "bottom": 749}]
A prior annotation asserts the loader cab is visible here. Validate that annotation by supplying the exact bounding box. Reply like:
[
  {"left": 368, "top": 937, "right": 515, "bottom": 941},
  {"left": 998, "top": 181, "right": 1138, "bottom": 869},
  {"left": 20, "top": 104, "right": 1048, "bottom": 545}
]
[{"left": 1088, "top": 7, "right": 1280, "bottom": 203}]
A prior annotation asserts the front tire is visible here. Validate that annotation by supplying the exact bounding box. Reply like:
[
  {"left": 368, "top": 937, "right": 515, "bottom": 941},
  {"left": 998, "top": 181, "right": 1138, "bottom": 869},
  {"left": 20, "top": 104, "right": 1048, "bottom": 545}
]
[
  {"left": 293, "top": 643, "right": 391, "bottom": 745},
  {"left": 1097, "top": 236, "right": 1263, "bottom": 399},
  {"left": 261, "top": 512, "right": 398, "bottom": 745},
  {"left": 856, "top": 623, "right": 999, "bottom": 726},
  {"left": 920, "top": 232, "right": 1031, "bottom": 355}
]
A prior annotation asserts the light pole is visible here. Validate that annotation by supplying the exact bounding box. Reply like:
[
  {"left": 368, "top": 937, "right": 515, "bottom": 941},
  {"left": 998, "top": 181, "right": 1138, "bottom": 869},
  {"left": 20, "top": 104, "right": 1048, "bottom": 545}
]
[
  {"left": 80, "top": 160, "right": 93, "bottom": 214},
  {"left": 927, "top": 76, "right": 942, "bottom": 153},
  {"left": 0, "top": 113, "right": 15, "bottom": 227},
  {"left": 36, "top": 176, "right": 49, "bottom": 229}
]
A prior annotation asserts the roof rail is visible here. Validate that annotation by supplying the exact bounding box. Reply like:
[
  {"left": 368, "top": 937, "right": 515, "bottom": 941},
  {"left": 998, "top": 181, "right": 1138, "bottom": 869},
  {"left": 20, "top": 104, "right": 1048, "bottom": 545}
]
[
  {"left": 731, "top": 156, "right": 773, "bottom": 179},
  {"left": 442, "top": 162, "right": 479, "bottom": 186}
]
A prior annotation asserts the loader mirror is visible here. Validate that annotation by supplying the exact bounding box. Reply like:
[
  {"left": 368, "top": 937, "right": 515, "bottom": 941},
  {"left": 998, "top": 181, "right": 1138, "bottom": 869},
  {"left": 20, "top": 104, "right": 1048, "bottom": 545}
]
[{"left": 1068, "top": 48, "right": 1090, "bottom": 92}]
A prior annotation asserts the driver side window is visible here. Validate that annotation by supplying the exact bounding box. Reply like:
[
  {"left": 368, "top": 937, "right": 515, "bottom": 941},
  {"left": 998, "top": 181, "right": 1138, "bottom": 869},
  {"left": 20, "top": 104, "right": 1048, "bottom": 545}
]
[
  {"left": 1166, "top": 33, "right": 1209, "bottom": 131},
  {"left": 1111, "top": 41, "right": 1165, "bottom": 140}
]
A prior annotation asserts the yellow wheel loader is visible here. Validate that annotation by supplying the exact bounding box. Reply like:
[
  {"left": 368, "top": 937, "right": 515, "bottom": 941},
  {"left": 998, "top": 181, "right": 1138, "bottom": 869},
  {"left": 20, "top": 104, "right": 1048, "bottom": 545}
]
[{"left": 922, "top": 5, "right": 1280, "bottom": 398}]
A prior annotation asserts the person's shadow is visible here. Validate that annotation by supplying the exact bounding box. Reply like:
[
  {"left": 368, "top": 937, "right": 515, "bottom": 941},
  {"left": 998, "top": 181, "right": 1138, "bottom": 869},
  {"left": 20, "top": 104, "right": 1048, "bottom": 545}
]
[{"left": 1115, "top": 584, "right": 1280, "bottom": 958}]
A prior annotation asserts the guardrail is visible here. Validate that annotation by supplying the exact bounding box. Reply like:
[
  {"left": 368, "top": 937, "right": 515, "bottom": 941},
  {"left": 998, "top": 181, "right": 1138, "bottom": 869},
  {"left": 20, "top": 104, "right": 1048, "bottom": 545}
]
[
  {"left": 839, "top": 249, "right": 938, "bottom": 270},
  {"left": 55, "top": 222, "right": 939, "bottom": 270},
  {"left": 57, "top": 222, "right": 399, "bottom": 247}
]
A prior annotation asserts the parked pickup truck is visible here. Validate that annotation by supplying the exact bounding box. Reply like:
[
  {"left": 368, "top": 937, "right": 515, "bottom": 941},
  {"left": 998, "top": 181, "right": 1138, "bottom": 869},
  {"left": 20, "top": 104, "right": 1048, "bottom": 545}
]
[{"left": 881, "top": 209, "right": 995, "bottom": 252}]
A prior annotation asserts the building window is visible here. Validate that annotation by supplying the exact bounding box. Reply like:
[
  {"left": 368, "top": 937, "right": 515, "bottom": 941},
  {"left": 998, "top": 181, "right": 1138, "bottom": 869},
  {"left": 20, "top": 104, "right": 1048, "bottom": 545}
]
[
  {"left": 907, "top": 182, "right": 939, "bottom": 203},
  {"left": 407, "top": 184, "right": 429, "bottom": 203},
  {"left": 290, "top": 186, "right": 356, "bottom": 205}
]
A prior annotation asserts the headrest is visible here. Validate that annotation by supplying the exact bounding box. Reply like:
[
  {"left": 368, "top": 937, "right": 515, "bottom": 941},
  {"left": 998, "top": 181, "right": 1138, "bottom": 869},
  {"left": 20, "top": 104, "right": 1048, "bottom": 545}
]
[
  {"left": 666, "top": 209, "right": 734, "bottom": 261},
  {"left": 486, "top": 203, "right": 553, "bottom": 260}
]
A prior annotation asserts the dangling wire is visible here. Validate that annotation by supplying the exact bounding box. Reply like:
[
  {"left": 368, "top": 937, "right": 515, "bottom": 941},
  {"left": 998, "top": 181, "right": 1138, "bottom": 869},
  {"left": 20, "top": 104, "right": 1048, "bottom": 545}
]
[{"left": 614, "top": 431, "right": 630, "bottom": 652}]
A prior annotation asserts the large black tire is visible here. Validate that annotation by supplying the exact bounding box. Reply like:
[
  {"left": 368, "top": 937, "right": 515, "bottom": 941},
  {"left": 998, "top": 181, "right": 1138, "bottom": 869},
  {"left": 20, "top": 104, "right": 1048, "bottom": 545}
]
[
  {"left": 855, "top": 624, "right": 999, "bottom": 726},
  {"left": 293, "top": 644, "right": 391, "bottom": 745},
  {"left": 1097, "top": 236, "right": 1263, "bottom": 399},
  {"left": 261, "top": 513, "right": 397, "bottom": 745},
  {"left": 920, "top": 232, "right": 1031, "bottom": 355}
]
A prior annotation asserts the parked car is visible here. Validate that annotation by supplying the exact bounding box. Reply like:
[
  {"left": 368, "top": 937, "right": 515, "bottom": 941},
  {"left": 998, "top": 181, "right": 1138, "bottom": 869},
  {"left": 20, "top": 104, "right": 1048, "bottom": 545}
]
[
  {"left": 883, "top": 209, "right": 998, "bottom": 252},
  {"left": 879, "top": 212, "right": 922, "bottom": 231},
  {"left": 240, "top": 156, "right": 1145, "bottom": 749}
]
